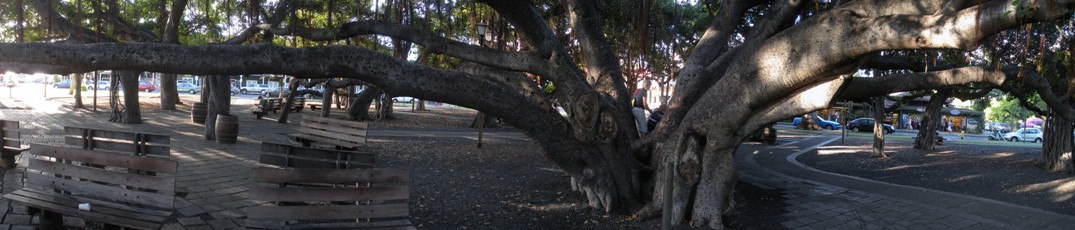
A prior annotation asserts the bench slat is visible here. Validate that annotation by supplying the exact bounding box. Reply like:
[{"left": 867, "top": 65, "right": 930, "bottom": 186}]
[
  {"left": 32, "top": 144, "right": 178, "bottom": 173},
  {"left": 303, "top": 116, "right": 369, "bottom": 129},
  {"left": 290, "top": 133, "right": 364, "bottom": 149},
  {"left": 253, "top": 167, "right": 408, "bottom": 184},
  {"left": 259, "top": 154, "right": 374, "bottom": 169},
  {"left": 249, "top": 186, "right": 408, "bottom": 202},
  {"left": 297, "top": 127, "right": 367, "bottom": 144},
  {"left": 3, "top": 189, "right": 168, "bottom": 229},
  {"left": 247, "top": 203, "right": 409, "bottom": 220},
  {"left": 261, "top": 142, "right": 375, "bottom": 162},
  {"left": 63, "top": 127, "right": 171, "bottom": 144},
  {"left": 63, "top": 137, "right": 171, "bottom": 156},
  {"left": 25, "top": 172, "right": 175, "bottom": 210},
  {"left": 29, "top": 159, "right": 176, "bottom": 194},
  {"left": 247, "top": 219, "right": 415, "bottom": 230},
  {"left": 6, "top": 188, "right": 171, "bottom": 221},
  {"left": 301, "top": 120, "right": 369, "bottom": 135}
]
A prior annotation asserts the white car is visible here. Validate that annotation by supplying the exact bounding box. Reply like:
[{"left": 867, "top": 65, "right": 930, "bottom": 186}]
[{"left": 1004, "top": 128, "right": 1043, "bottom": 143}]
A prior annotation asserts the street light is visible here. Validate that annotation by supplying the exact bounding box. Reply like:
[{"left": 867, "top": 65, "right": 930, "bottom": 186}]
[{"left": 474, "top": 22, "right": 490, "bottom": 148}]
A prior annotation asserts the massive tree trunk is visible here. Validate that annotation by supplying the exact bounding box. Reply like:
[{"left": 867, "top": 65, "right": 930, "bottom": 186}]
[
  {"left": 204, "top": 76, "right": 231, "bottom": 140},
  {"left": 872, "top": 96, "right": 886, "bottom": 157},
  {"left": 1043, "top": 112, "right": 1074, "bottom": 173},
  {"left": 348, "top": 87, "right": 379, "bottom": 120},
  {"left": 321, "top": 85, "right": 334, "bottom": 117},
  {"left": 72, "top": 73, "right": 84, "bottom": 109},
  {"left": 277, "top": 80, "right": 301, "bottom": 124},
  {"left": 160, "top": 73, "right": 180, "bottom": 108},
  {"left": 117, "top": 70, "right": 142, "bottom": 124},
  {"left": 914, "top": 90, "right": 950, "bottom": 151}
]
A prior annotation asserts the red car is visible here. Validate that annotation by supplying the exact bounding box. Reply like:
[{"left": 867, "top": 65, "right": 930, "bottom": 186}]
[{"left": 138, "top": 81, "right": 156, "bottom": 92}]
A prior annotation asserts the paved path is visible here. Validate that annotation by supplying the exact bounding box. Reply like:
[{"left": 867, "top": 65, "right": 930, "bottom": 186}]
[{"left": 739, "top": 135, "right": 1075, "bottom": 229}]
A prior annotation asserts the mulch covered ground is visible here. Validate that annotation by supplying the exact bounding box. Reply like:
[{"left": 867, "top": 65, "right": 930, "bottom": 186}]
[{"left": 798, "top": 137, "right": 1075, "bottom": 215}]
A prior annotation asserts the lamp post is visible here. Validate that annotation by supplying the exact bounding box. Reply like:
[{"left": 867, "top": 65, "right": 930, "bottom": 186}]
[{"left": 475, "top": 22, "right": 489, "bottom": 148}]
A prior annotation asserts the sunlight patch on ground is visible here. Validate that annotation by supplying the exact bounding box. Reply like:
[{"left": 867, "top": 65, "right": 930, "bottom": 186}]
[
  {"left": 883, "top": 161, "right": 956, "bottom": 171},
  {"left": 815, "top": 147, "right": 862, "bottom": 156},
  {"left": 947, "top": 175, "right": 982, "bottom": 183},
  {"left": 502, "top": 201, "right": 580, "bottom": 212},
  {"left": 1014, "top": 178, "right": 1075, "bottom": 202},
  {"left": 983, "top": 152, "right": 1016, "bottom": 158}
]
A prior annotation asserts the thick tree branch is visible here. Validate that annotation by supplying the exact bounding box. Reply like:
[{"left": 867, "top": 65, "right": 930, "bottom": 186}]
[
  {"left": 862, "top": 55, "right": 956, "bottom": 72},
  {"left": 563, "top": 0, "right": 630, "bottom": 107},
  {"left": 480, "top": 0, "right": 560, "bottom": 56},
  {"left": 745, "top": 0, "right": 807, "bottom": 42},
  {"left": 742, "top": 76, "right": 849, "bottom": 136},
  {"left": 837, "top": 67, "right": 1007, "bottom": 99},
  {"left": 28, "top": 0, "right": 116, "bottom": 43},
  {"left": 256, "top": 21, "right": 547, "bottom": 73},
  {"left": 223, "top": 0, "right": 295, "bottom": 44},
  {"left": 458, "top": 63, "right": 554, "bottom": 110}
]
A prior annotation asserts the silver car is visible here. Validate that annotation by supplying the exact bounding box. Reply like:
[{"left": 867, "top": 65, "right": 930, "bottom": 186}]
[
  {"left": 1004, "top": 128, "right": 1043, "bottom": 143},
  {"left": 176, "top": 83, "right": 201, "bottom": 94}
]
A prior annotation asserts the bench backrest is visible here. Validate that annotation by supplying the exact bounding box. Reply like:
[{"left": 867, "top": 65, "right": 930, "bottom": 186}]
[
  {"left": 246, "top": 167, "right": 410, "bottom": 222},
  {"left": 63, "top": 127, "right": 171, "bottom": 156},
  {"left": 1, "top": 120, "right": 23, "bottom": 148},
  {"left": 24, "top": 143, "right": 178, "bottom": 210},
  {"left": 299, "top": 116, "right": 368, "bottom": 146},
  {"left": 259, "top": 142, "right": 374, "bottom": 169}
]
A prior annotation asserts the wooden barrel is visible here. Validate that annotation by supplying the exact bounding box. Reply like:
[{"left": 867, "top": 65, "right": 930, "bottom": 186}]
[
  {"left": 215, "top": 114, "right": 239, "bottom": 144},
  {"left": 191, "top": 102, "right": 208, "bottom": 124}
]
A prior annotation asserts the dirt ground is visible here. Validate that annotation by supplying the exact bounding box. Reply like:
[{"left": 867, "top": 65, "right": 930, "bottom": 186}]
[{"left": 798, "top": 138, "right": 1075, "bottom": 215}]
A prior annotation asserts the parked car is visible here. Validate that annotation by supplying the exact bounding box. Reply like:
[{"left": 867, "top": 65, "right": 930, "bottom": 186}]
[
  {"left": 87, "top": 81, "right": 110, "bottom": 90},
  {"left": 393, "top": 96, "right": 415, "bottom": 103},
  {"left": 792, "top": 115, "right": 841, "bottom": 130},
  {"left": 52, "top": 80, "right": 71, "bottom": 88},
  {"left": 984, "top": 122, "right": 1012, "bottom": 133},
  {"left": 138, "top": 81, "right": 156, "bottom": 92},
  {"left": 1004, "top": 128, "right": 1043, "bottom": 143},
  {"left": 262, "top": 87, "right": 291, "bottom": 97},
  {"left": 846, "top": 118, "right": 895, "bottom": 133},
  {"left": 176, "top": 83, "right": 201, "bottom": 94},
  {"left": 230, "top": 85, "right": 240, "bottom": 95},
  {"left": 241, "top": 84, "right": 276, "bottom": 95}
]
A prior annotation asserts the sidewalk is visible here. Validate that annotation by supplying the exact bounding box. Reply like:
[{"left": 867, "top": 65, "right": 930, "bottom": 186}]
[{"left": 738, "top": 135, "right": 1075, "bottom": 229}]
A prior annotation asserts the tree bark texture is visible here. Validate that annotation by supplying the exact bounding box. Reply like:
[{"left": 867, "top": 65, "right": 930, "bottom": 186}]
[
  {"left": 1043, "top": 112, "right": 1074, "bottom": 173},
  {"left": 321, "top": 85, "right": 334, "bottom": 117},
  {"left": 872, "top": 96, "right": 886, "bottom": 158},
  {"left": 348, "top": 87, "right": 379, "bottom": 120},
  {"left": 160, "top": 73, "right": 180, "bottom": 109},
  {"left": 118, "top": 71, "right": 142, "bottom": 124},
  {"left": 72, "top": 73, "right": 84, "bottom": 109},
  {"left": 914, "top": 91, "right": 950, "bottom": 151},
  {"left": 204, "top": 76, "right": 231, "bottom": 140}
]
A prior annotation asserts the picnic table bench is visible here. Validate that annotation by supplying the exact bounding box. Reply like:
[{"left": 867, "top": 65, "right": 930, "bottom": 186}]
[
  {"left": 1, "top": 120, "right": 29, "bottom": 168},
  {"left": 308, "top": 103, "right": 323, "bottom": 111},
  {"left": 254, "top": 98, "right": 284, "bottom": 119},
  {"left": 290, "top": 97, "right": 306, "bottom": 112},
  {"left": 290, "top": 116, "right": 368, "bottom": 150},
  {"left": 3, "top": 143, "right": 179, "bottom": 229},
  {"left": 247, "top": 141, "right": 411, "bottom": 229}
]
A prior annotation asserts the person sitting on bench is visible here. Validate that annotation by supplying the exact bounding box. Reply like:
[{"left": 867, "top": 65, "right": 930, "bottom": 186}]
[{"left": 253, "top": 96, "right": 269, "bottom": 119}]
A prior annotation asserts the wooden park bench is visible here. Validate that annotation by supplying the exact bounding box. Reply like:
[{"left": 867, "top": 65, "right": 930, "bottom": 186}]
[
  {"left": 258, "top": 142, "right": 374, "bottom": 169},
  {"left": 246, "top": 141, "right": 413, "bottom": 229},
  {"left": 63, "top": 126, "right": 171, "bottom": 156},
  {"left": 3, "top": 143, "right": 179, "bottom": 230},
  {"left": 290, "top": 97, "right": 306, "bottom": 112},
  {"left": 289, "top": 116, "right": 368, "bottom": 150},
  {"left": 254, "top": 98, "right": 284, "bottom": 120},
  {"left": 1, "top": 119, "right": 30, "bottom": 168},
  {"left": 308, "top": 103, "right": 323, "bottom": 111}
]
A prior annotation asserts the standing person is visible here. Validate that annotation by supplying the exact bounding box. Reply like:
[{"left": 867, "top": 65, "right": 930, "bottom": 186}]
[{"left": 632, "top": 81, "right": 651, "bottom": 135}]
